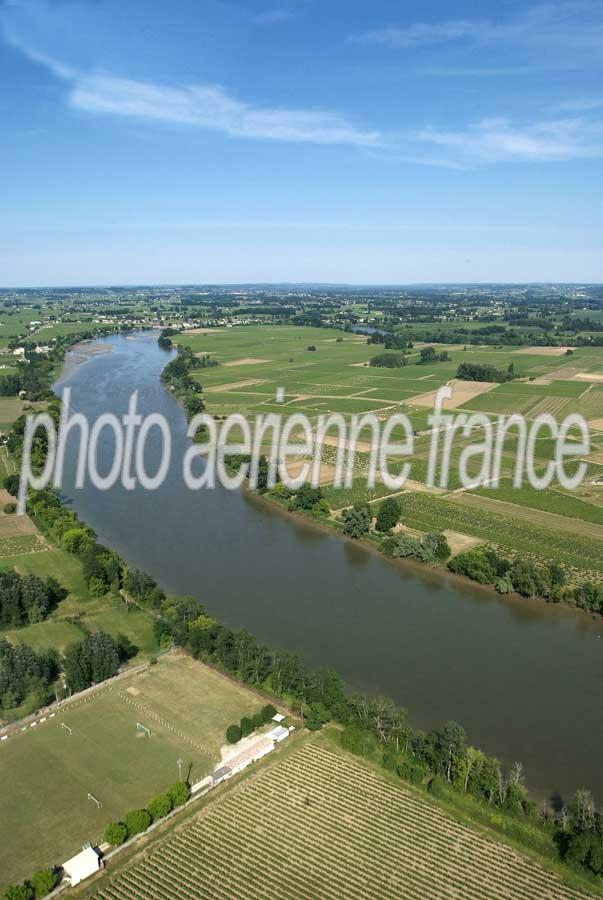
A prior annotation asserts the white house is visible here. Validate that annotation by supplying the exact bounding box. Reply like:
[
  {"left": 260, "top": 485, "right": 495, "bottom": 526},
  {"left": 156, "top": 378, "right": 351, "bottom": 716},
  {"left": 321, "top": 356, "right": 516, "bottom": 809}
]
[{"left": 62, "top": 846, "right": 101, "bottom": 886}]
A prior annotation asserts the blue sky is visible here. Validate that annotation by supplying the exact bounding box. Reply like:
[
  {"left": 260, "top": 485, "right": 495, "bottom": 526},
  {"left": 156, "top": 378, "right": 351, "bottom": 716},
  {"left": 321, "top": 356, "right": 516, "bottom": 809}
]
[{"left": 1, "top": 0, "right": 602, "bottom": 285}]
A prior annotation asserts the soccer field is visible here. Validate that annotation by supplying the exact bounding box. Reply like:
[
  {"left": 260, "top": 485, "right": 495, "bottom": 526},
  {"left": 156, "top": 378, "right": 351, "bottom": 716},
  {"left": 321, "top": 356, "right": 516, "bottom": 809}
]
[{"left": 0, "top": 654, "right": 261, "bottom": 889}]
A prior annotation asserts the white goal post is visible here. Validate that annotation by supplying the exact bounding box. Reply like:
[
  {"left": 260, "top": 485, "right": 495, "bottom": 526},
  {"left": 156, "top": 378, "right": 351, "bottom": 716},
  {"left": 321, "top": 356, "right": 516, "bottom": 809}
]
[
  {"left": 136, "top": 722, "right": 151, "bottom": 738},
  {"left": 87, "top": 792, "right": 102, "bottom": 808},
  {"left": 62, "top": 722, "right": 73, "bottom": 735}
]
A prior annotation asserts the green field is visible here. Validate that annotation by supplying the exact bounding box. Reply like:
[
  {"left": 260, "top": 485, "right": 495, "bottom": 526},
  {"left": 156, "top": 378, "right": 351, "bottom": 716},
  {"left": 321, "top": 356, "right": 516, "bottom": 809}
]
[
  {"left": 176, "top": 326, "right": 603, "bottom": 582},
  {"left": 0, "top": 654, "right": 263, "bottom": 889},
  {"left": 89, "top": 739, "right": 590, "bottom": 900}
]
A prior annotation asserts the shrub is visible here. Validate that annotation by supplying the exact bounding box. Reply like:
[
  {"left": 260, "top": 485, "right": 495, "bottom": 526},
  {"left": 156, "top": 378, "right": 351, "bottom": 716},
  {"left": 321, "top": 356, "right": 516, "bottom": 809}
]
[
  {"left": 3, "top": 885, "right": 34, "bottom": 900},
  {"left": 240, "top": 715, "right": 254, "bottom": 737},
  {"left": 375, "top": 496, "right": 401, "bottom": 533},
  {"left": 147, "top": 793, "right": 172, "bottom": 821},
  {"left": 261, "top": 703, "right": 277, "bottom": 722},
  {"left": 124, "top": 808, "right": 151, "bottom": 836},
  {"left": 3, "top": 502, "right": 16, "bottom": 514},
  {"left": 341, "top": 503, "right": 371, "bottom": 538},
  {"left": 370, "top": 352, "right": 407, "bottom": 368},
  {"left": 104, "top": 821, "right": 128, "bottom": 845},
  {"left": 167, "top": 781, "right": 190, "bottom": 806},
  {"left": 31, "top": 869, "right": 58, "bottom": 898},
  {"left": 226, "top": 723, "right": 242, "bottom": 743},
  {"left": 252, "top": 710, "right": 265, "bottom": 730},
  {"left": 3, "top": 474, "right": 20, "bottom": 497},
  {"left": 341, "top": 725, "right": 379, "bottom": 758}
]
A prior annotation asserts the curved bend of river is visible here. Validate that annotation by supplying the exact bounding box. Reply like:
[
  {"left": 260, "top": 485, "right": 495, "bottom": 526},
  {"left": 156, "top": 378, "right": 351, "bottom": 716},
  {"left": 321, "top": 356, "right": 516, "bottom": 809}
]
[{"left": 55, "top": 332, "right": 603, "bottom": 801}]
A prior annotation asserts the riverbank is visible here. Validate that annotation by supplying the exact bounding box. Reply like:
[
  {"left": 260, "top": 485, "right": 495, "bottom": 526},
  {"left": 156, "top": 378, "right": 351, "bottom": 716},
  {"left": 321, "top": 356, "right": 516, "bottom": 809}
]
[
  {"left": 232, "top": 460, "right": 603, "bottom": 629},
  {"left": 48, "top": 332, "right": 603, "bottom": 802}
]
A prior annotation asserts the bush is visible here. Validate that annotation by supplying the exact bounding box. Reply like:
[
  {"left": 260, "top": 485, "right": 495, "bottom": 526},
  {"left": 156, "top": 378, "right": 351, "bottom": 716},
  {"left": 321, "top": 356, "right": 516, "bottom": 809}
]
[
  {"left": 341, "top": 725, "right": 379, "bottom": 758},
  {"left": 375, "top": 496, "right": 401, "bottom": 533},
  {"left": 167, "top": 781, "right": 190, "bottom": 806},
  {"left": 240, "top": 715, "right": 254, "bottom": 737},
  {"left": 252, "top": 710, "right": 265, "bottom": 730},
  {"left": 261, "top": 703, "right": 277, "bottom": 723},
  {"left": 3, "top": 885, "right": 34, "bottom": 900},
  {"left": 226, "top": 723, "right": 242, "bottom": 743},
  {"left": 31, "top": 869, "right": 58, "bottom": 899},
  {"left": 3, "top": 475, "right": 20, "bottom": 497},
  {"left": 147, "top": 793, "right": 172, "bottom": 821},
  {"left": 369, "top": 352, "right": 406, "bottom": 368},
  {"left": 104, "top": 821, "right": 128, "bottom": 845},
  {"left": 124, "top": 808, "right": 151, "bottom": 836},
  {"left": 341, "top": 503, "right": 371, "bottom": 538},
  {"left": 3, "top": 502, "right": 16, "bottom": 514}
]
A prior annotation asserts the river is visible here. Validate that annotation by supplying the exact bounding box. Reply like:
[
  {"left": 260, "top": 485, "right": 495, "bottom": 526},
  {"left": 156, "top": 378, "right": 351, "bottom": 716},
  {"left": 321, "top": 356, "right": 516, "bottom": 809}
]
[{"left": 55, "top": 331, "right": 603, "bottom": 801}]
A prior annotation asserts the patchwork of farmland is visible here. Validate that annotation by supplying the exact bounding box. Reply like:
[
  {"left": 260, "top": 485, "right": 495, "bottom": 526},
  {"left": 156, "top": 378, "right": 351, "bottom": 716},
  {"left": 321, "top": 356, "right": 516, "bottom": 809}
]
[
  {"left": 176, "top": 326, "right": 603, "bottom": 579},
  {"left": 92, "top": 740, "right": 587, "bottom": 900}
]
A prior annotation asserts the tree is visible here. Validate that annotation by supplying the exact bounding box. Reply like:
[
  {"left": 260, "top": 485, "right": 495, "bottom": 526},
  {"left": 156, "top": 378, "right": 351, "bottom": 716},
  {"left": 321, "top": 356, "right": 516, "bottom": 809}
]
[
  {"left": 375, "top": 497, "right": 401, "bottom": 533},
  {"left": 3, "top": 475, "right": 20, "bottom": 497},
  {"left": 124, "top": 808, "right": 151, "bottom": 835},
  {"left": 167, "top": 781, "right": 190, "bottom": 806},
  {"left": 226, "top": 723, "right": 242, "bottom": 743},
  {"left": 341, "top": 503, "right": 371, "bottom": 538},
  {"left": 261, "top": 703, "right": 277, "bottom": 723},
  {"left": 240, "top": 715, "right": 254, "bottom": 737},
  {"left": 104, "top": 821, "right": 128, "bottom": 845},
  {"left": 148, "top": 793, "right": 172, "bottom": 821},
  {"left": 61, "top": 527, "right": 94, "bottom": 556},
  {"left": 31, "top": 869, "right": 57, "bottom": 899}
]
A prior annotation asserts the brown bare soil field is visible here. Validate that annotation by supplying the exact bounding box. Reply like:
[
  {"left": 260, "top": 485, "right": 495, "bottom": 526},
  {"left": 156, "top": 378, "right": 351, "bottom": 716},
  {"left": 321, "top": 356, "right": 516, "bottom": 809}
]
[
  {"left": 0, "top": 514, "right": 38, "bottom": 536},
  {"left": 574, "top": 373, "right": 603, "bottom": 382},
  {"left": 223, "top": 357, "right": 270, "bottom": 366},
  {"left": 409, "top": 379, "right": 497, "bottom": 409},
  {"left": 205, "top": 379, "right": 267, "bottom": 392},
  {"left": 284, "top": 457, "right": 337, "bottom": 485},
  {"left": 512, "top": 346, "right": 576, "bottom": 355}
]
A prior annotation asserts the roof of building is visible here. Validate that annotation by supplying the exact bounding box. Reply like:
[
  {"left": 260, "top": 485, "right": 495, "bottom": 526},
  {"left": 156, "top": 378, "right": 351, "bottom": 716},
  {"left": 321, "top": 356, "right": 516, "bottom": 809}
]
[
  {"left": 270, "top": 725, "right": 290, "bottom": 741},
  {"left": 212, "top": 765, "right": 232, "bottom": 782},
  {"left": 62, "top": 846, "right": 100, "bottom": 885},
  {"left": 272, "top": 713, "right": 286, "bottom": 722}
]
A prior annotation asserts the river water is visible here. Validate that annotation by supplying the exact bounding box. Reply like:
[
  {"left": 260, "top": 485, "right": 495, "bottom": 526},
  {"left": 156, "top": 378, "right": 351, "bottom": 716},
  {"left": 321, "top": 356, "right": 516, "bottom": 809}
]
[{"left": 55, "top": 332, "right": 603, "bottom": 801}]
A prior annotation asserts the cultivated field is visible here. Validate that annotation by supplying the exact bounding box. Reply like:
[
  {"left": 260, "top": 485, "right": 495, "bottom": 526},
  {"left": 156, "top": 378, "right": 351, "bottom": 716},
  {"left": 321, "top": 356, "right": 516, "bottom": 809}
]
[
  {"left": 0, "top": 654, "right": 261, "bottom": 889},
  {"left": 89, "top": 740, "right": 590, "bottom": 900},
  {"left": 177, "top": 326, "right": 603, "bottom": 580}
]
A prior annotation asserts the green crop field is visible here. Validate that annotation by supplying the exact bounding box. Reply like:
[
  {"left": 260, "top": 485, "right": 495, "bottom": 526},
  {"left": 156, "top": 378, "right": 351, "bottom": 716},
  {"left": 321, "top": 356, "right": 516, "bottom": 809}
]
[
  {"left": 174, "top": 325, "right": 603, "bottom": 582},
  {"left": 0, "top": 654, "right": 262, "bottom": 890},
  {"left": 90, "top": 739, "right": 589, "bottom": 900}
]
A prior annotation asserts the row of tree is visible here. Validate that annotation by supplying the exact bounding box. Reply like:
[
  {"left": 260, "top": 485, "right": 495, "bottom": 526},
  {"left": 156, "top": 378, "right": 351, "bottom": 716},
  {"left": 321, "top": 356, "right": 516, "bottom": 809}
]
[
  {"left": 456, "top": 361, "right": 515, "bottom": 383},
  {"left": 160, "top": 344, "right": 206, "bottom": 422},
  {"left": 103, "top": 780, "right": 190, "bottom": 847},
  {"left": 225, "top": 704, "right": 277, "bottom": 744}
]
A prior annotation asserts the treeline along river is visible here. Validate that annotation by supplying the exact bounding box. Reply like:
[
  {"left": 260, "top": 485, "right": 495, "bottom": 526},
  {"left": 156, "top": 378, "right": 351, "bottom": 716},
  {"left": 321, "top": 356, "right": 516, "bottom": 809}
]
[{"left": 55, "top": 332, "right": 603, "bottom": 801}]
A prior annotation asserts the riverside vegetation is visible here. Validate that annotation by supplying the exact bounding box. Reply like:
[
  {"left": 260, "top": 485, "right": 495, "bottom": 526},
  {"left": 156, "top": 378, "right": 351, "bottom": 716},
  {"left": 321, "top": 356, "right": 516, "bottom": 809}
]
[{"left": 1, "top": 314, "right": 603, "bottom": 893}]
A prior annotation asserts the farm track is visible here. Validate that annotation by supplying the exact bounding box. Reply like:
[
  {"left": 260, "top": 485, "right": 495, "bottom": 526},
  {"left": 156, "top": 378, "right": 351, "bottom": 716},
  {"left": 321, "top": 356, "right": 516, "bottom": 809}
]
[{"left": 93, "top": 742, "right": 589, "bottom": 900}]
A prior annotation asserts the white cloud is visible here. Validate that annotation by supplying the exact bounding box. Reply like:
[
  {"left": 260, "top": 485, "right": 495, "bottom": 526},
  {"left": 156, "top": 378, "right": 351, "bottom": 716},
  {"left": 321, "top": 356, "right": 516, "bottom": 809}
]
[
  {"left": 351, "top": 2, "right": 603, "bottom": 54},
  {"left": 412, "top": 116, "right": 602, "bottom": 164},
  {"left": 2, "top": 28, "right": 380, "bottom": 147},
  {"left": 69, "top": 74, "right": 380, "bottom": 146}
]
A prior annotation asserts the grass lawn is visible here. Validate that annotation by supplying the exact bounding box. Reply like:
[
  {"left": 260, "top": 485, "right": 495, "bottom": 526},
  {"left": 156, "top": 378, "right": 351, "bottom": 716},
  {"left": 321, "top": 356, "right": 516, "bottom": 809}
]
[{"left": 0, "top": 654, "right": 263, "bottom": 890}]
